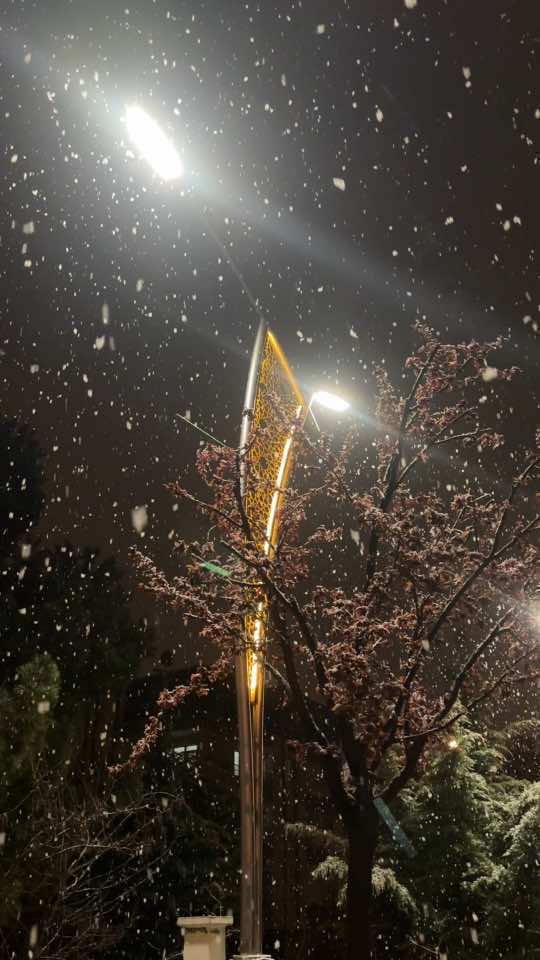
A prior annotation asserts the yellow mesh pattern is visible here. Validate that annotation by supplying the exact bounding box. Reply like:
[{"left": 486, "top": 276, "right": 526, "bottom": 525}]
[
  {"left": 243, "top": 331, "right": 305, "bottom": 698},
  {"left": 244, "top": 332, "right": 303, "bottom": 551}
]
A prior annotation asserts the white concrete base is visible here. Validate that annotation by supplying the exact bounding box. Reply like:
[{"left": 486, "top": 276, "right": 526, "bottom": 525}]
[
  {"left": 232, "top": 954, "right": 274, "bottom": 959},
  {"left": 177, "top": 916, "right": 233, "bottom": 960},
  {"left": 232, "top": 955, "right": 274, "bottom": 960}
]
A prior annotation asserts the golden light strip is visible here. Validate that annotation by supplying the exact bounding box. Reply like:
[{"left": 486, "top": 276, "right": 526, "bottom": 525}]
[{"left": 248, "top": 403, "right": 303, "bottom": 702}]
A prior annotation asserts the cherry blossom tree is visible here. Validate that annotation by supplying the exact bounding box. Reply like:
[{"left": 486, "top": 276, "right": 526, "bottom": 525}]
[{"left": 124, "top": 325, "right": 539, "bottom": 960}]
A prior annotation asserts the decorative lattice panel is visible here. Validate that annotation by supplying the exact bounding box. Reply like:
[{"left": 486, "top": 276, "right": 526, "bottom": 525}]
[{"left": 243, "top": 331, "right": 305, "bottom": 699}]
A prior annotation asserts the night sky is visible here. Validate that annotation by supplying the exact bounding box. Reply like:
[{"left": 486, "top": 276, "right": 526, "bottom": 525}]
[{"left": 1, "top": 0, "right": 538, "bottom": 645}]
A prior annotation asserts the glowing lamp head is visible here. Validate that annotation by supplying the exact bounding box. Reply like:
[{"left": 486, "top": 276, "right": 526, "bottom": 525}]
[
  {"left": 125, "top": 105, "right": 183, "bottom": 181},
  {"left": 448, "top": 738, "right": 460, "bottom": 751},
  {"left": 311, "top": 390, "right": 350, "bottom": 413}
]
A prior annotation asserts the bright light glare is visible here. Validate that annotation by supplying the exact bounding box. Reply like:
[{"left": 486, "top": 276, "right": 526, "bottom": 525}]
[
  {"left": 125, "top": 105, "right": 183, "bottom": 181},
  {"left": 312, "top": 390, "right": 350, "bottom": 413}
]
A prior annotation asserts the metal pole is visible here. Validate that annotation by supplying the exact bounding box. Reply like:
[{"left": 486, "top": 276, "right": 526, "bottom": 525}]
[
  {"left": 234, "top": 321, "right": 304, "bottom": 959},
  {"left": 236, "top": 319, "right": 268, "bottom": 959}
]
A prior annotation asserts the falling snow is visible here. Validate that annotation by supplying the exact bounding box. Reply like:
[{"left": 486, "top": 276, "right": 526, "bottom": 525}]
[{"left": 0, "top": 2, "right": 538, "bottom": 958}]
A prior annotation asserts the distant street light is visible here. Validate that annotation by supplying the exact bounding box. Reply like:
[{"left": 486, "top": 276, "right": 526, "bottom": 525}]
[{"left": 125, "top": 105, "right": 183, "bottom": 181}]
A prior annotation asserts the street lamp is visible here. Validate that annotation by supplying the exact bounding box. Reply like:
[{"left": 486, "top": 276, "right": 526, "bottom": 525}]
[
  {"left": 235, "top": 321, "right": 304, "bottom": 959},
  {"left": 125, "top": 105, "right": 184, "bottom": 181},
  {"left": 123, "top": 107, "right": 348, "bottom": 958},
  {"left": 307, "top": 389, "right": 350, "bottom": 432},
  {"left": 311, "top": 390, "right": 350, "bottom": 413},
  {"left": 237, "top": 324, "right": 349, "bottom": 959}
]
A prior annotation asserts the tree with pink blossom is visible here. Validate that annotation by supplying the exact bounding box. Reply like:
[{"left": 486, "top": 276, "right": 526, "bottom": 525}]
[{"left": 123, "top": 325, "right": 539, "bottom": 960}]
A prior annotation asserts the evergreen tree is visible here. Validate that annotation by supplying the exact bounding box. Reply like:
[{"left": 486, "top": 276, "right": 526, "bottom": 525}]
[
  {"left": 302, "top": 721, "right": 540, "bottom": 959},
  {"left": 500, "top": 718, "right": 540, "bottom": 781},
  {"left": 476, "top": 781, "right": 540, "bottom": 958},
  {"left": 393, "top": 724, "right": 503, "bottom": 956}
]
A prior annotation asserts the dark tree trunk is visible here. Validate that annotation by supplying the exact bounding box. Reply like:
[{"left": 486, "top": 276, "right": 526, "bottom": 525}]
[{"left": 345, "top": 811, "right": 378, "bottom": 960}]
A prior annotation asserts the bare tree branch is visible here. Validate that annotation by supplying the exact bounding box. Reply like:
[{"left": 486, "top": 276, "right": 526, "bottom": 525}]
[
  {"left": 434, "top": 609, "right": 514, "bottom": 724},
  {"left": 402, "top": 650, "right": 532, "bottom": 742},
  {"left": 364, "top": 345, "right": 440, "bottom": 588}
]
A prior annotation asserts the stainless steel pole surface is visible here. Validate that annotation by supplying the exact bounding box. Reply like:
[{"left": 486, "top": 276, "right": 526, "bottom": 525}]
[{"left": 236, "top": 320, "right": 267, "bottom": 957}]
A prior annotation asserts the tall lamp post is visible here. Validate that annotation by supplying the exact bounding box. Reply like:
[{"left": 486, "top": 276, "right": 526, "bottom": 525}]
[
  {"left": 234, "top": 323, "right": 349, "bottom": 958},
  {"left": 235, "top": 319, "right": 305, "bottom": 959},
  {"left": 124, "top": 105, "right": 350, "bottom": 958}
]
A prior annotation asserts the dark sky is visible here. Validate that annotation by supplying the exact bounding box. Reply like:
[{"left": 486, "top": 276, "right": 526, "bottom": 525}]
[{"left": 1, "top": 0, "right": 538, "bottom": 645}]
